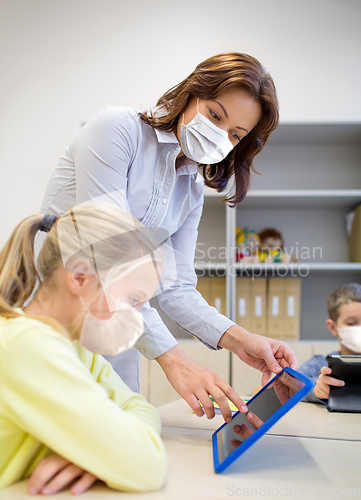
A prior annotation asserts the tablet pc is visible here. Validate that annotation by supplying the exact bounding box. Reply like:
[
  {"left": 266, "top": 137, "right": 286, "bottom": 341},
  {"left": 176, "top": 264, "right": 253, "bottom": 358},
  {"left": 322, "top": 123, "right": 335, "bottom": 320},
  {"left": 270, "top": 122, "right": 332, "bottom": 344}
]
[
  {"left": 212, "top": 367, "right": 313, "bottom": 473},
  {"left": 326, "top": 354, "right": 361, "bottom": 413}
]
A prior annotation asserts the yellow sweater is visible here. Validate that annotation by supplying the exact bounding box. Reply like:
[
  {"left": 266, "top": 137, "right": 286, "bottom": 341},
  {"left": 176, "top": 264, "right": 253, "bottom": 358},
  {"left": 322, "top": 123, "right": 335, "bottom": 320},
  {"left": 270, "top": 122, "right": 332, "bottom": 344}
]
[{"left": 0, "top": 313, "right": 166, "bottom": 491}]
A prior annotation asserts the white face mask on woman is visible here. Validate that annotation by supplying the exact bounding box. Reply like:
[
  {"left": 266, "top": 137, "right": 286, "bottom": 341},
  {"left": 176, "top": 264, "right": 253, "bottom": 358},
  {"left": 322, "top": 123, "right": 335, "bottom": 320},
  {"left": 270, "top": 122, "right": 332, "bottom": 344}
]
[
  {"left": 337, "top": 326, "right": 361, "bottom": 354},
  {"left": 79, "top": 298, "right": 144, "bottom": 356},
  {"left": 180, "top": 99, "right": 234, "bottom": 164}
]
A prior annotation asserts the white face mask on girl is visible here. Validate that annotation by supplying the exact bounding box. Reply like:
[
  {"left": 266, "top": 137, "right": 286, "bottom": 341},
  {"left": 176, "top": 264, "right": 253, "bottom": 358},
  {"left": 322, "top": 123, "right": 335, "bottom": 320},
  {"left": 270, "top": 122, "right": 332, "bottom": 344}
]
[
  {"left": 337, "top": 326, "right": 361, "bottom": 354},
  {"left": 180, "top": 99, "right": 234, "bottom": 164},
  {"left": 78, "top": 299, "right": 144, "bottom": 356}
]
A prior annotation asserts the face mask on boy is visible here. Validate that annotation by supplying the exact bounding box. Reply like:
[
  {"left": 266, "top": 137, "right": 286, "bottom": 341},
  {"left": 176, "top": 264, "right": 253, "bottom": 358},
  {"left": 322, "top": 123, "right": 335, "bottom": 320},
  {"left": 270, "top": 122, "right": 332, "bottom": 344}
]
[
  {"left": 337, "top": 326, "right": 361, "bottom": 354},
  {"left": 180, "top": 99, "right": 233, "bottom": 164}
]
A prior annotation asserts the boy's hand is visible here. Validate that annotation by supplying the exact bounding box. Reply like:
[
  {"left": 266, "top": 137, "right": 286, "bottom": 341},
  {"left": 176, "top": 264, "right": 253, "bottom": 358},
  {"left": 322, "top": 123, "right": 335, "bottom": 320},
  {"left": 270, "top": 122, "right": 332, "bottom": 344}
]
[{"left": 314, "top": 366, "right": 345, "bottom": 400}]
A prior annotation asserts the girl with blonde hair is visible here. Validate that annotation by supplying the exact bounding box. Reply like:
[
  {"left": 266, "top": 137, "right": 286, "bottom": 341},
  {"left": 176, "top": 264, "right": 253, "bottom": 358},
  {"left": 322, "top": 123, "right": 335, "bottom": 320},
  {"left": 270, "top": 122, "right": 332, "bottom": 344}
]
[{"left": 0, "top": 203, "right": 166, "bottom": 495}]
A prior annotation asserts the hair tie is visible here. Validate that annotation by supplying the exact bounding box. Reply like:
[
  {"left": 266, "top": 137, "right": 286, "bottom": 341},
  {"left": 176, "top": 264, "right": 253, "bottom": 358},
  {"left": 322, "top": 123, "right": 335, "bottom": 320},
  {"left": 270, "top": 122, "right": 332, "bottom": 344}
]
[{"left": 39, "top": 214, "right": 58, "bottom": 233}]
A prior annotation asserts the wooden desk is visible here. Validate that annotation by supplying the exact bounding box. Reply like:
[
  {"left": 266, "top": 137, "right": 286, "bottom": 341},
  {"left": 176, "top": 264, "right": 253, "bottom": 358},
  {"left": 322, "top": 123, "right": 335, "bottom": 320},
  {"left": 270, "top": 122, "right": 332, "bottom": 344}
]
[
  {"left": 157, "top": 398, "right": 361, "bottom": 442},
  {"left": 1, "top": 399, "right": 360, "bottom": 500}
]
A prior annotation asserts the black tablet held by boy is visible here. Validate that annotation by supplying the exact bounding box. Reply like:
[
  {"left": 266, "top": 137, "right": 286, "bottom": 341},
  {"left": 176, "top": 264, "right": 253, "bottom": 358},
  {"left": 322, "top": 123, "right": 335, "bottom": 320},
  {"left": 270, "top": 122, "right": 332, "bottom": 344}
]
[{"left": 326, "top": 354, "right": 361, "bottom": 413}]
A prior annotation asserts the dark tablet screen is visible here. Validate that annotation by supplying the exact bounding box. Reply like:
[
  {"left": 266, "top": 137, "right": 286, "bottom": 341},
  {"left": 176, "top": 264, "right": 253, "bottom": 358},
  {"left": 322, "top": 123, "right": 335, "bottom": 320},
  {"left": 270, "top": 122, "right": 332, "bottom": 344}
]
[{"left": 216, "top": 371, "right": 306, "bottom": 464}]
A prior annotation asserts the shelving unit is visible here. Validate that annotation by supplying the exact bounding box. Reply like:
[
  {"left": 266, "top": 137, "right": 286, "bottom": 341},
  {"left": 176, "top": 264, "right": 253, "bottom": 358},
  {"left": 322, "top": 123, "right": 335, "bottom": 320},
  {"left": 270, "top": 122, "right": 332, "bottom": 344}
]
[{"left": 195, "top": 123, "right": 361, "bottom": 340}]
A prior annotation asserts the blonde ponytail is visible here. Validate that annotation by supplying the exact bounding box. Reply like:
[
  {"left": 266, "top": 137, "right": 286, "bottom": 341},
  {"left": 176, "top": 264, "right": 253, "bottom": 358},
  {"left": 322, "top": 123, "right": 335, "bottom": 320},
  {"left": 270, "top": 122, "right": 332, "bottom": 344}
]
[{"left": 0, "top": 215, "right": 45, "bottom": 318}]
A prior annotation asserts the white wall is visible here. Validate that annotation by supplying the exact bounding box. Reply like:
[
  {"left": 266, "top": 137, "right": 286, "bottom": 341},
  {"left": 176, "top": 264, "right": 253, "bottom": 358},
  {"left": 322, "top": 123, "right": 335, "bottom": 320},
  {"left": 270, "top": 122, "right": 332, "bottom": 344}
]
[{"left": 0, "top": 0, "right": 360, "bottom": 247}]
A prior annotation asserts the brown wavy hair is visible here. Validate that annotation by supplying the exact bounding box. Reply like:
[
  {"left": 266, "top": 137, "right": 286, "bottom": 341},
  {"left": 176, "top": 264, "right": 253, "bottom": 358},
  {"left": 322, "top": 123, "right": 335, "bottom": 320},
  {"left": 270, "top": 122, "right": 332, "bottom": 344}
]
[
  {"left": 327, "top": 283, "right": 361, "bottom": 323},
  {"left": 139, "top": 52, "right": 279, "bottom": 206}
]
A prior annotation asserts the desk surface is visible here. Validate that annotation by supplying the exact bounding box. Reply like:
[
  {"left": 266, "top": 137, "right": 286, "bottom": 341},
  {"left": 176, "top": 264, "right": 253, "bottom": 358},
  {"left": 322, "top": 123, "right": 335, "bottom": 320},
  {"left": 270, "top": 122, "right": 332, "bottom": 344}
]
[
  {"left": 158, "top": 398, "right": 361, "bottom": 441},
  {"left": 1, "top": 399, "right": 360, "bottom": 500}
]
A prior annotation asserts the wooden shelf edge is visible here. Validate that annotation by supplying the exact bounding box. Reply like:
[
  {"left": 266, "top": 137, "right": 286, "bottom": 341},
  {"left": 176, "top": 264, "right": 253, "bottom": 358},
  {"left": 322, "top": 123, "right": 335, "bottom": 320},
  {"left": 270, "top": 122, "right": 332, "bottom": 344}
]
[
  {"left": 194, "top": 262, "right": 227, "bottom": 271},
  {"left": 246, "top": 189, "right": 361, "bottom": 198},
  {"left": 234, "top": 262, "right": 361, "bottom": 271},
  {"left": 194, "top": 262, "right": 361, "bottom": 272}
]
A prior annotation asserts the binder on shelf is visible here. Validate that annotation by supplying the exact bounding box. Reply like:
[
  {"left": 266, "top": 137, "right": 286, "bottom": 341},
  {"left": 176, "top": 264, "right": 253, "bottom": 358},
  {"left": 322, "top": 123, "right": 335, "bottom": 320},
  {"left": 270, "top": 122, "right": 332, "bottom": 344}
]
[
  {"left": 198, "top": 276, "right": 300, "bottom": 339},
  {"left": 236, "top": 277, "right": 252, "bottom": 332},
  {"left": 196, "top": 276, "right": 226, "bottom": 316},
  {"left": 211, "top": 276, "right": 227, "bottom": 316},
  {"left": 283, "top": 278, "right": 301, "bottom": 341},
  {"left": 250, "top": 278, "right": 267, "bottom": 336},
  {"left": 267, "top": 278, "right": 301, "bottom": 340},
  {"left": 267, "top": 278, "right": 284, "bottom": 340},
  {"left": 196, "top": 276, "right": 211, "bottom": 304}
]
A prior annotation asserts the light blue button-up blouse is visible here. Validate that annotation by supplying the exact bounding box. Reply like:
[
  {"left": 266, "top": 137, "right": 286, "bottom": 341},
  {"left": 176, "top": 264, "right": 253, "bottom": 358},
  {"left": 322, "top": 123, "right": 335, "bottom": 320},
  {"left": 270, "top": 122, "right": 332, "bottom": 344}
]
[{"left": 40, "top": 106, "right": 235, "bottom": 359}]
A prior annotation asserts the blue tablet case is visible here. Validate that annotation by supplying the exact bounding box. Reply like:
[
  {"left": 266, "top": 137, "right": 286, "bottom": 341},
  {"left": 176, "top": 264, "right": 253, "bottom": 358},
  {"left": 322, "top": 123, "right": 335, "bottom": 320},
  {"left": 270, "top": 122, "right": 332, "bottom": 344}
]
[{"left": 212, "top": 367, "right": 314, "bottom": 473}]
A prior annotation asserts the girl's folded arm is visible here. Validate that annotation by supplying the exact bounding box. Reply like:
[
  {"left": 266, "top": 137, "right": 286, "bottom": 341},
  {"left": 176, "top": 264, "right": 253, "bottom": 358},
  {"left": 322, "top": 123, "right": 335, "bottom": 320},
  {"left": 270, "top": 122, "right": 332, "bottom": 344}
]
[{"left": 1, "top": 325, "right": 166, "bottom": 492}]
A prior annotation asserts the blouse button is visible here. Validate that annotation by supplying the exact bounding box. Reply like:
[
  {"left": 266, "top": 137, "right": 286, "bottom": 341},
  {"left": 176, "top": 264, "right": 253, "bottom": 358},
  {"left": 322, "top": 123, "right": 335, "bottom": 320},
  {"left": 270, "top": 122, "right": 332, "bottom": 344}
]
[{"left": 162, "top": 198, "right": 167, "bottom": 204}]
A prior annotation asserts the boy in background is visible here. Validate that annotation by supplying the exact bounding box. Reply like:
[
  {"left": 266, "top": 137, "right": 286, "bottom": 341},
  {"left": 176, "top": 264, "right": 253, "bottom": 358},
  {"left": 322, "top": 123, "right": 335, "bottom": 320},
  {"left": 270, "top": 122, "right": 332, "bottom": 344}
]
[{"left": 298, "top": 283, "right": 361, "bottom": 403}]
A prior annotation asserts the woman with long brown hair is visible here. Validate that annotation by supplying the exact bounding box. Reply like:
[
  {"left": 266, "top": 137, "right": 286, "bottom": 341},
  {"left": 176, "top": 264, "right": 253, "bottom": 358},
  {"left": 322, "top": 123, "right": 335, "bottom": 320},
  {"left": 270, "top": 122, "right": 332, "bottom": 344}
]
[{"left": 40, "top": 52, "right": 297, "bottom": 421}]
